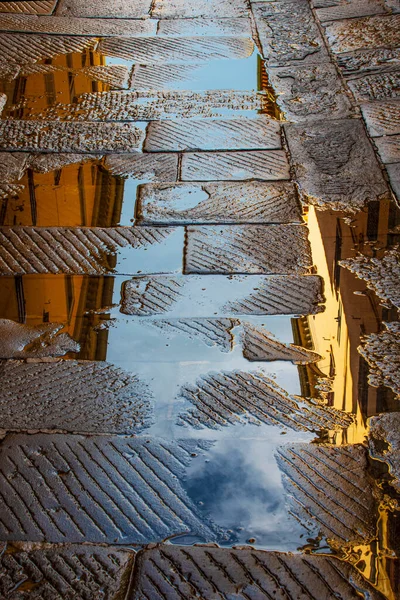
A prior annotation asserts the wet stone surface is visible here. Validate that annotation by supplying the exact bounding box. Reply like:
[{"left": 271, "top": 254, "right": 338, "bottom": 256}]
[{"left": 0, "top": 0, "right": 399, "bottom": 597}]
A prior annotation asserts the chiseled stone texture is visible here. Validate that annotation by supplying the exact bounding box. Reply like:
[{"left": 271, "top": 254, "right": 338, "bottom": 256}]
[
  {"left": 129, "top": 546, "right": 385, "bottom": 600},
  {"left": 184, "top": 224, "right": 312, "bottom": 274},
  {"left": 105, "top": 153, "right": 179, "bottom": 181},
  {"left": 152, "top": 0, "right": 250, "bottom": 19},
  {"left": 387, "top": 162, "right": 400, "bottom": 200},
  {"left": 267, "top": 63, "right": 353, "bottom": 122},
  {"left": 131, "top": 63, "right": 206, "bottom": 90},
  {"left": 57, "top": 0, "right": 152, "bottom": 18},
  {"left": 346, "top": 68, "right": 400, "bottom": 102},
  {"left": 370, "top": 412, "right": 400, "bottom": 493},
  {"left": 121, "top": 274, "right": 324, "bottom": 317},
  {"left": 284, "top": 118, "right": 390, "bottom": 211},
  {"left": 0, "top": 121, "right": 143, "bottom": 152},
  {"left": 0, "top": 0, "right": 57, "bottom": 14},
  {"left": 324, "top": 14, "right": 400, "bottom": 54},
  {"left": 0, "top": 433, "right": 216, "bottom": 543},
  {"left": 136, "top": 181, "right": 302, "bottom": 224},
  {"left": 157, "top": 16, "right": 252, "bottom": 37},
  {"left": 374, "top": 133, "right": 400, "bottom": 163},
  {"left": 0, "top": 359, "right": 153, "bottom": 434},
  {"left": 252, "top": 0, "right": 329, "bottom": 66},
  {"left": 0, "top": 543, "right": 135, "bottom": 600},
  {"left": 315, "top": 0, "right": 390, "bottom": 22},
  {"left": 181, "top": 150, "right": 290, "bottom": 181},
  {"left": 144, "top": 116, "right": 282, "bottom": 151},
  {"left": 361, "top": 99, "right": 400, "bottom": 136},
  {"left": 0, "top": 14, "right": 157, "bottom": 35},
  {"left": 0, "top": 320, "right": 79, "bottom": 359},
  {"left": 337, "top": 47, "right": 400, "bottom": 76}
]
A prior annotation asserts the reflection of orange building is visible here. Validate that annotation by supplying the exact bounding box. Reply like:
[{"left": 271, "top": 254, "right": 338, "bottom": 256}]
[{"left": 0, "top": 50, "right": 124, "bottom": 360}]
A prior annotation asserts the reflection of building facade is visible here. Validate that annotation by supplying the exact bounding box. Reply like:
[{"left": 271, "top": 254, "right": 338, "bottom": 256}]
[
  {"left": 294, "top": 201, "right": 400, "bottom": 444},
  {"left": 0, "top": 50, "right": 124, "bottom": 360}
]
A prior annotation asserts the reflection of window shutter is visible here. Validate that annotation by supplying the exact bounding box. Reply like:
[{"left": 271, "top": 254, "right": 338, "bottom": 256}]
[
  {"left": 44, "top": 73, "right": 56, "bottom": 106},
  {"left": 14, "top": 275, "right": 26, "bottom": 324}
]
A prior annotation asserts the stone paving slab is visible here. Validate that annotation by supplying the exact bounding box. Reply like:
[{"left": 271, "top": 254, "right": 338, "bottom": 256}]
[
  {"left": 0, "top": 121, "right": 143, "bottom": 152},
  {"left": 133, "top": 546, "right": 386, "bottom": 599},
  {"left": 370, "top": 412, "right": 400, "bottom": 493},
  {"left": 242, "top": 322, "right": 322, "bottom": 362},
  {"left": 359, "top": 322, "right": 400, "bottom": 398},
  {"left": 0, "top": 543, "right": 135, "bottom": 600},
  {"left": 361, "top": 99, "right": 400, "bottom": 136},
  {"left": 0, "top": 0, "right": 57, "bottom": 14},
  {"left": 324, "top": 14, "right": 400, "bottom": 54},
  {"left": 184, "top": 225, "right": 312, "bottom": 274},
  {"left": 157, "top": 17, "right": 252, "bottom": 37},
  {"left": 136, "top": 181, "right": 302, "bottom": 224},
  {"left": 267, "top": 63, "right": 353, "bottom": 122},
  {"left": 0, "top": 320, "right": 79, "bottom": 359},
  {"left": 130, "top": 63, "right": 206, "bottom": 90},
  {"left": 337, "top": 47, "right": 400, "bottom": 76},
  {"left": 0, "top": 433, "right": 215, "bottom": 543},
  {"left": 144, "top": 117, "right": 281, "bottom": 152},
  {"left": 387, "top": 162, "right": 400, "bottom": 199},
  {"left": 346, "top": 68, "right": 400, "bottom": 102},
  {"left": 152, "top": 0, "right": 249, "bottom": 19},
  {"left": 277, "top": 443, "right": 379, "bottom": 543},
  {"left": 105, "top": 153, "right": 179, "bottom": 180},
  {"left": 98, "top": 36, "right": 254, "bottom": 64},
  {"left": 252, "top": 0, "right": 329, "bottom": 66},
  {"left": 121, "top": 274, "right": 324, "bottom": 316},
  {"left": 0, "top": 360, "right": 152, "bottom": 434},
  {"left": 315, "top": 0, "right": 389, "bottom": 22},
  {"left": 374, "top": 133, "right": 400, "bottom": 163},
  {"left": 177, "top": 370, "right": 354, "bottom": 432},
  {"left": 0, "top": 226, "right": 181, "bottom": 275},
  {"left": 284, "top": 118, "right": 390, "bottom": 211},
  {"left": 57, "top": 0, "right": 152, "bottom": 18},
  {"left": 181, "top": 150, "right": 290, "bottom": 181},
  {"left": 0, "top": 14, "right": 158, "bottom": 35}
]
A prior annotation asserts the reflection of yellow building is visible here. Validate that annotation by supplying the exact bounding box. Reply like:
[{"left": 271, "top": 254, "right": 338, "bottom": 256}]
[{"left": 0, "top": 50, "right": 124, "bottom": 359}]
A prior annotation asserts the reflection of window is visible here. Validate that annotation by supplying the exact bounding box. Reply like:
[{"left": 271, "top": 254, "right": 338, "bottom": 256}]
[
  {"left": 15, "top": 276, "right": 26, "bottom": 324},
  {"left": 366, "top": 200, "right": 380, "bottom": 241},
  {"left": 44, "top": 73, "right": 56, "bottom": 106},
  {"left": 336, "top": 302, "right": 342, "bottom": 345},
  {"left": 333, "top": 220, "right": 342, "bottom": 294},
  {"left": 329, "top": 348, "right": 336, "bottom": 378},
  {"left": 65, "top": 275, "right": 74, "bottom": 323}
]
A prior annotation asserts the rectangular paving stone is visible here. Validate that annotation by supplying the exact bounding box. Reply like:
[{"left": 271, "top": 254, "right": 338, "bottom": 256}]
[
  {"left": 284, "top": 118, "right": 390, "bottom": 211},
  {"left": 0, "top": 14, "right": 157, "bottom": 35},
  {"left": 252, "top": 0, "right": 329, "bottom": 66},
  {"left": 152, "top": 0, "right": 249, "bottom": 18},
  {"left": 129, "top": 546, "right": 383, "bottom": 600},
  {"left": 105, "top": 153, "right": 179, "bottom": 180},
  {"left": 57, "top": 0, "right": 152, "bottom": 18},
  {"left": 242, "top": 322, "right": 321, "bottom": 362},
  {"left": 337, "top": 47, "right": 400, "bottom": 76},
  {"left": 181, "top": 150, "right": 290, "bottom": 181},
  {"left": 361, "top": 99, "right": 400, "bottom": 136},
  {"left": 131, "top": 63, "right": 207, "bottom": 90},
  {"left": 0, "top": 433, "right": 215, "bottom": 543},
  {"left": 98, "top": 36, "right": 254, "bottom": 64},
  {"left": 277, "top": 443, "right": 379, "bottom": 544},
  {"left": 184, "top": 225, "right": 312, "bottom": 274},
  {"left": 267, "top": 63, "right": 353, "bottom": 122},
  {"left": 121, "top": 274, "right": 324, "bottom": 316},
  {"left": 370, "top": 412, "right": 400, "bottom": 493},
  {"left": 324, "top": 14, "right": 400, "bottom": 54},
  {"left": 136, "top": 181, "right": 302, "bottom": 224},
  {"left": 0, "top": 0, "right": 56, "bottom": 14},
  {"left": 316, "top": 0, "right": 389, "bottom": 21},
  {"left": 387, "top": 162, "right": 400, "bottom": 200},
  {"left": 144, "top": 116, "right": 282, "bottom": 151},
  {"left": 157, "top": 16, "right": 252, "bottom": 37},
  {"left": 374, "top": 134, "right": 400, "bottom": 163},
  {"left": 0, "top": 360, "right": 152, "bottom": 434},
  {"left": 0, "top": 543, "right": 135, "bottom": 599},
  {"left": 0, "top": 121, "right": 143, "bottom": 152},
  {"left": 0, "top": 226, "right": 182, "bottom": 275},
  {"left": 346, "top": 68, "right": 400, "bottom": 102}
]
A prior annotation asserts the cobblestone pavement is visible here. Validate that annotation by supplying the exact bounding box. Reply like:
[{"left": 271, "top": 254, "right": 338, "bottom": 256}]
[{"left": 0, "top": 0, "right": 399, "bottom": 598}]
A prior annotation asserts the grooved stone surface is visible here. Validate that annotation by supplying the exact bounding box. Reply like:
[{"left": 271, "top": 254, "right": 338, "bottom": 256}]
[
  {"left": 277, "top": 443, "right": 379, "bottom": 543},
  {"left": 0, "top": 434, "right": 215, "bottom": 543},
  {"left": 370, "top": 412, "right": 400, "bottom": 492},
  {"left": 131, "top": 63, "right": 206, "bottom": 90},
  {"left": 0, "top": 360, "right": 152, "bottom": 434},
  {"left": 105, "top": 153, "right": 179, "bottom": 181},
  {"left": 0, "top": 14, "right": 157, "bottom": 35},
  {"left": 0, "top": 121, "right": 143, "bottom": 152},
  {"left": 324, "top": 14, "right": 400, "bottom": 53},
  {"left": 152, "top": 0, "right": 249, "bottom": 19},
  {"left": 252, "top": 0, "right": 329, "bottom": 66},
  {"left": 121, "top": 274, "right": 324, "bottom": 316},
  {"left": 150, "top": 318, "right": 238, "bottom": 352},
  {"left": 284, "top": 118, "right": 389, "bottom": 211},
  {"left": 346, "top": 69, "right": 400, "bottom": 102},
  {"left": 267, "top": 63, "right": 353, "bottom": 122},
  {"left": 130, "top": 545, "right": 384, "bottom": 600},
  {"left": 0, "top": 320, "right": 79, "bottom": 359},
  {"left": 137, "top": 181, "right": 302, "bottom": 224},
  {"left": 374, "top": 133, "right": 400, "bottom": 163},
  {"left": 144, "top": 117, "right": 281, "bottom": 151},
  {"left": 337, "top": 48, "right": 400, "bottom": 76},
  {"left": 181, "top": 150, "right": 290, "bottom": 181},
  {"left": 185, "top": 225, "right": 312, "bottom": 274},
  {"left": 98, "top": 36, "right": 254, "bottom": 64},
  {"left": 57, "top": 0, "right": 152, "bottom": 18},
  {"left": 0, "top": 1, "right": 56, "bottom": 14},
  {"left": 0, "top": 544, "right": 134, "bottom": 599},
  {"left": 0, "top": 226, "right": 179, "bottom": 275},
  {"left": 177, "top": 370, "right": 354, "bottom": 431},
  {"left": 361, "top": 99, "right": 400, "bottom": 136},
  {"left": 316, "top": 0, "right": 388, "bottom": 21},
  {"left": 157, "top": 17, "right": 252, "bottom": 37},
  {"left": 242, "top": 323, "right": 322, "bottom": 363}
]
